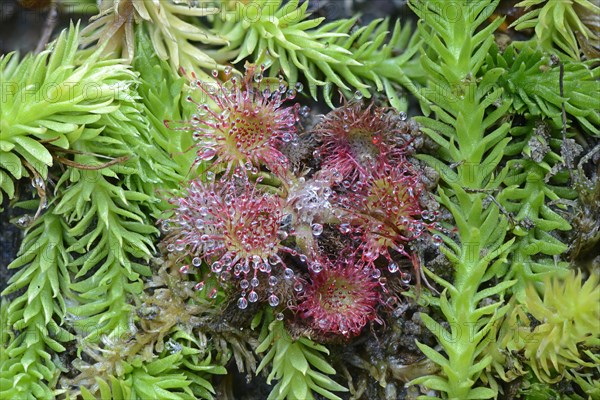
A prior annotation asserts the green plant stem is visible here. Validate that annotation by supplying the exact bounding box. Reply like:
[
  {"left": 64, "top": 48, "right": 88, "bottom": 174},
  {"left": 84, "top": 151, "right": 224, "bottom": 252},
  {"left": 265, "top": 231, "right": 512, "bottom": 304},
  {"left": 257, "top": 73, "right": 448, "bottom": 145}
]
[
  {"left": 1, "top": 212, "right": 74, "bottom": 399},
  {"left": 409, "top": 1, "right": 517, "bottom": 398}
]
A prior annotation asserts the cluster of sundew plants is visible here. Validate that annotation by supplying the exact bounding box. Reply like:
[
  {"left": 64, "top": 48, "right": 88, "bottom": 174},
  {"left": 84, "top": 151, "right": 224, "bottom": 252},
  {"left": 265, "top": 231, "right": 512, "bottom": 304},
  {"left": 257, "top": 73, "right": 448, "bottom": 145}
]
[
  {"left": 161, "top": 64, "right": 444, "bottom": 338},
  {"left": 2, "top": 0, "right": 599, "bottom": 398}
]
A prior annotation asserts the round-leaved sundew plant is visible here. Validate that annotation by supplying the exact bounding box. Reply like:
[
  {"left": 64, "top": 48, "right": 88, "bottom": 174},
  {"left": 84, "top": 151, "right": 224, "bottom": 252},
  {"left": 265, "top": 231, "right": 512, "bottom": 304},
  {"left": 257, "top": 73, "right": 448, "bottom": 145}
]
[
  {"left": 338, "top": 161, "right": 435, "bottom": 273},
  {"left": 186, "top": 65, "right": 301, "bottom": 177},
  {"left": 162, "top": 176, "right": 301, "bottom": 308},
  {"left": 295, "top": 257, "right": 381, "bottom": 338},
  {"left": 313, "top": 101, "right": 419, "bottom": 185}
]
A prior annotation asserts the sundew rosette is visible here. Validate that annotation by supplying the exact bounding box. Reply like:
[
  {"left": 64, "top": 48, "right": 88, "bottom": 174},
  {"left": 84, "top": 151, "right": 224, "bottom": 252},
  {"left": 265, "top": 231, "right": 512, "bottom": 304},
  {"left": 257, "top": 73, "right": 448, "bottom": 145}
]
[
  {"left": 294, "top": 258, "right": 382, "bottom": 338},
  {"left": 343, "top": 162, "right": 434, "bottom": 265},
  {"left": 312, "top": 101, "right": 420, "bottom": 185},
  {"left": 162, "top": 176, "right": 302, "bottom": 308},
  {"left": 185, "top": 65, "right": 301, "bottom": 177}
]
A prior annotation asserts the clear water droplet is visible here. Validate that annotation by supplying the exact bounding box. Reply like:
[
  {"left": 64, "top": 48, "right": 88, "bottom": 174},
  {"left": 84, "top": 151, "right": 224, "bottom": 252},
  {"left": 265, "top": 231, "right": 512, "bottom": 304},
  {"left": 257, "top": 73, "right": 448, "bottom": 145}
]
[
  {"left": 179, "top": 265, "right": 190, "bottom": 274},
  {"left": 284, "top": 268, "right": 294, "bottom": 279},
  {"left": 311, "top": 223, "right": 323, "bottom": 236},
  {"left": 242, "top": 262, "right": 251, "bottom": 274},
  {"left": 268, "top": 294, "right": 280, "bottom": 307},
  {"left": 211, "top": 262, "right": 223, "bottom": 273},
  {"left": 401, "top": 272, "right": 411, "bottom": 284},
  {"left": 238, "top": 296, "right": 248, "bottom": 309},
  {"left": 248, "top": 291, "right": 258, "bottom": 303},
  {"left": 233, "top": 264, "right": 242, "bottom": 277},
  {"left": 293, "top": 281, "right": 303, "bottom": 292},
  {"left": 195, "top": 281, "right": 205, "bottom": 291},
  {"left": 338, "top": 223, "right": 351, "bottom": 234},
  {"left": 260, "top": 262, "right": 272, "bottom": 273},
  {"left": 310, "top": 261, "right": 323, "bottom": 273}
]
